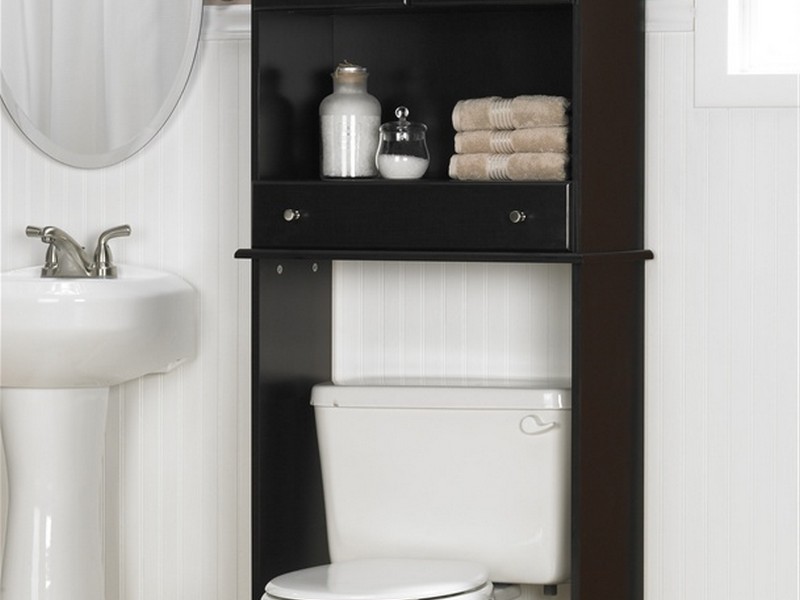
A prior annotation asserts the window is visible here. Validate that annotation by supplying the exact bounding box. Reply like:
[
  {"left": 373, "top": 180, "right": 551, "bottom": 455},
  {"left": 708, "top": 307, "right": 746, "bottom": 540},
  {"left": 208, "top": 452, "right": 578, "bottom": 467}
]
[
  {"left": 695, "top": 0, "right": 800, "bottom": 107},
  {"left": 729, "top": 0, "right": 800, "bottom": 75}
]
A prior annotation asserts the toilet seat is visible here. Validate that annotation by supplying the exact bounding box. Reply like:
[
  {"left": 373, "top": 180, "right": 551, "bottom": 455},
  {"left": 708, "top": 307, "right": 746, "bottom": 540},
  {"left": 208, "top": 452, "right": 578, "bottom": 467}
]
[{"left": 264, "top": 558, "right": 493, "bottom": 600}]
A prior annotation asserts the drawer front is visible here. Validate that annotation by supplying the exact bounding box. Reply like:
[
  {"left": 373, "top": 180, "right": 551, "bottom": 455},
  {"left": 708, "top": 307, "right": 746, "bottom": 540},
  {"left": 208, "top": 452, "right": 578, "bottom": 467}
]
[{"left": 253, "top": 182, "right": 570, "bottom": 253}]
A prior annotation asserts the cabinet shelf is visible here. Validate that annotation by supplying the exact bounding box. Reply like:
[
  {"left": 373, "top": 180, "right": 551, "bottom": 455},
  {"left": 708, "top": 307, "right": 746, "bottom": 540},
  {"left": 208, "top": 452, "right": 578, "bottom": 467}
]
[
  {"left": 253, "top": 5, "right": 574, "bottom": 182},
  {"left": 235, "top": 248, "right": 653, "bottom": 264}
]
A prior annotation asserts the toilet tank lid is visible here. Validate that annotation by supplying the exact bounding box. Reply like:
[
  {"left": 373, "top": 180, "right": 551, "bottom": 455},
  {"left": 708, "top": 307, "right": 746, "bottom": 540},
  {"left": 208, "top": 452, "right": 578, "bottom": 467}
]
[
  {"left": 265, "top": 559, "right": 490, "bottom": 600},
  {"left": 310, "top": 384, "right": 571, "bottom": 410}
]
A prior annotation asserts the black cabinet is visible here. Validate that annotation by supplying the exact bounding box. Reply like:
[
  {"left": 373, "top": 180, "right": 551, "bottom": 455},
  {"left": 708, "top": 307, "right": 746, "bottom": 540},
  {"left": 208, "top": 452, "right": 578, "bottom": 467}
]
[{"left": 239, "top": 1, "right": 649, "bottom": 599}]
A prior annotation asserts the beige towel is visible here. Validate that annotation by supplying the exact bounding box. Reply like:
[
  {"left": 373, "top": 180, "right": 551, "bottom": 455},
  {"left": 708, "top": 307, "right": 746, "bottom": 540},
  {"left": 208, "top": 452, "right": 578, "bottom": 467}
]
[
  {"left": 448, "top": 153, "right": 568, "bottom": 182},
  {"left": 454, "top": 127, "right": 568, "bottom": 154},
  {"left": 451, "top": 96, "right": 570, "bottom": 131}
]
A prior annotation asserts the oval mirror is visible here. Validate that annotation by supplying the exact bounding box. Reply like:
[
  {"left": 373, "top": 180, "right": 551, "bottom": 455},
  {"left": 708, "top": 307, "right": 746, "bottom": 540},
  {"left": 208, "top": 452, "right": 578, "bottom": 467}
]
[{"left": 0, "top": 0, "right": 203, "bottom": 169}]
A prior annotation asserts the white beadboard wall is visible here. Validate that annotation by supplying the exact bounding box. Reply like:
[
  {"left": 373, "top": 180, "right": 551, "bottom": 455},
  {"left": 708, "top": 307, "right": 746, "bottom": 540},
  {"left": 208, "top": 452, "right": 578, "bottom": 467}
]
[
  {"left": 644, "top": 23, "right": 799, "bottom": 600},
  {"left": 0, "top": 9, "right": 252, "bottom": 600},
  {"left": 333, "top": 261, "right": 571, "bottom": 386}
]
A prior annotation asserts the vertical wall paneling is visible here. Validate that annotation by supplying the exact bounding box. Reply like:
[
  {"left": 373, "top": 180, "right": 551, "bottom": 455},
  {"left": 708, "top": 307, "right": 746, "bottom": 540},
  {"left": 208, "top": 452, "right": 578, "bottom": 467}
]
[
  {"left": 333, "top": 262, "right": 572, "bottom": 387},
  {"left": 644, "top": 30, "right": 799, "bottom": 600},
  {"left": 0, "top": 7, "right": 252, "bottom": 600},
  {"left": 0, "top": 71, "right": 4, "bottom": 576}
]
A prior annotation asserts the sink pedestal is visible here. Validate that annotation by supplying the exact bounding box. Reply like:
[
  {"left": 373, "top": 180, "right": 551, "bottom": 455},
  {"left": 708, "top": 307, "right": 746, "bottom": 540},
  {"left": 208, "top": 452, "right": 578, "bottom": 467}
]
[
  {"left": 0, "top": 263, "right": 197, "bottom": 599},
  {"left": 0, "top": 388, "right": 108, "bottom": 600}
]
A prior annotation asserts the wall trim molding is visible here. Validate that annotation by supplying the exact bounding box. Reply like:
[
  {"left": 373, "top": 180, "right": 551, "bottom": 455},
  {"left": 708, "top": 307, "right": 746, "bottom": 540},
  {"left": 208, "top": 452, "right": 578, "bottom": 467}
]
[
  {"left": 646, "top": 0, "right": 694, "bottom": 32},
  {"left": 202, "top": 4, "right": 251, "bottom": 40},
  {"left": 201, "top": 2, "right": 692, "bottom": 38},
  {"left": 200, "top": 2, "right": 692, "bottom": 39}
]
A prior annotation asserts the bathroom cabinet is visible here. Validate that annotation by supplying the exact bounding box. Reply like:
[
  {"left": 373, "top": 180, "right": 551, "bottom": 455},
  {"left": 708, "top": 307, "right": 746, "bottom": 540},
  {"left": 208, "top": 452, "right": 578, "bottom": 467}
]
[{"left": 237, "top": 1, "right": 649, "bottom": 599}]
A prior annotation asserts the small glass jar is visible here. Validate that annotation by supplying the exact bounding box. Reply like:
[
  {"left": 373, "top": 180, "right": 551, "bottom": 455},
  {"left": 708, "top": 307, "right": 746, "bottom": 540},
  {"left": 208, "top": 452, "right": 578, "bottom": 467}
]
[
  {"left": 319, "top": 62, "right": 381, "bottom": 179},
  {"left": 376, "top": 106, "right": 430, "bottom": 180}
]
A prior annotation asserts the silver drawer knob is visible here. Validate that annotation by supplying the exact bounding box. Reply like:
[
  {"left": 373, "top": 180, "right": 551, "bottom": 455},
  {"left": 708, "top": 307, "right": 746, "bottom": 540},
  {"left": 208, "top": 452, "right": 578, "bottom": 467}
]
[
  {"left": 509, "top": 210, "right": 527, "bottom": 224},
  {"left": 283, "top": 209, "right": 301, "bottom": 222}
]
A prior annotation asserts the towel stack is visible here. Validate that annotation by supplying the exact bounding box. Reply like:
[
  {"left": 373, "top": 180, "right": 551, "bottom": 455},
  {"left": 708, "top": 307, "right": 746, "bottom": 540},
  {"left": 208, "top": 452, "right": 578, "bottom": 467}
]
[{"left": 448, "top": 95, "right": 570, "bottom": 182}]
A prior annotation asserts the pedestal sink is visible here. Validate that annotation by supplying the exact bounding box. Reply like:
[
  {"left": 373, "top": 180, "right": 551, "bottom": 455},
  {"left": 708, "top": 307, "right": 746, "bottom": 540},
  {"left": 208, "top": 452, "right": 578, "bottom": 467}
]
[{"left": 0, "top": 264, "right": 196, "bottom": 600}]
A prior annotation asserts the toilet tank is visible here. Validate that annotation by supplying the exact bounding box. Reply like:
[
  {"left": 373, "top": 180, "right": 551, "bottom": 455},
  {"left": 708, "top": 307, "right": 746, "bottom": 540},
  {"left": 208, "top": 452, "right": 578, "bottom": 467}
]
[{"left": 311, "top": 384, "right": 571, "bottom": 585}]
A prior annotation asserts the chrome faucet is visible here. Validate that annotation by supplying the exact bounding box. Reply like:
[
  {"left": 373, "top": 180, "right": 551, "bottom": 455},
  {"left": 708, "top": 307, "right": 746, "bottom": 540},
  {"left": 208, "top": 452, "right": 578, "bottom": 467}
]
[{"left": 26, "top": 225, "right": 131, "bottom": 278}]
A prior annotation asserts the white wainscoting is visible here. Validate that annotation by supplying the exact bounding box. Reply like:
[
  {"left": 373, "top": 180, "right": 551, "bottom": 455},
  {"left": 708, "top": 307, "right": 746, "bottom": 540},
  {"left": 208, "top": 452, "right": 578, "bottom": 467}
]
[
  {"left": 333, "top": 261, "right": 571, "bottom": 386},
  {"left": 645, "top": 31, "right": 799, "bottom": 600},
  {"left": 0, "top": 17, "right": 252, "bottom": 600}
]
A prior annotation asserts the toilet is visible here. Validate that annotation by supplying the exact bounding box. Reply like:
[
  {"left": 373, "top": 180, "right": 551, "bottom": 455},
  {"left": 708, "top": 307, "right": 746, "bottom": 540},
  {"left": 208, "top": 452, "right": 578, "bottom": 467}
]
[{"left": 263, "top": 384, "right": 571, "bottom": 600}]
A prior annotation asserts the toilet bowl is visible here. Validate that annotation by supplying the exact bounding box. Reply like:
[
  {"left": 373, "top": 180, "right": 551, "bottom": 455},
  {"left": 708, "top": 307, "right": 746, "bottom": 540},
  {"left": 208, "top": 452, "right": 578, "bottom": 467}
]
[
  {"left": 262, "top": 384, "right": 571, "bottom": 600},
  {"left": 264, "top": 559, "right": 494, "bottom": 600}
]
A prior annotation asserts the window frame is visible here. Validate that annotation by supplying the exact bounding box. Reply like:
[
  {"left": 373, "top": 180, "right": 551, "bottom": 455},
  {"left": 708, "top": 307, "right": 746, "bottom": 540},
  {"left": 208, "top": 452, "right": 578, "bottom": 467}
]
[{"left": 694, "top": 0, "right": 799, "bottom": 107}]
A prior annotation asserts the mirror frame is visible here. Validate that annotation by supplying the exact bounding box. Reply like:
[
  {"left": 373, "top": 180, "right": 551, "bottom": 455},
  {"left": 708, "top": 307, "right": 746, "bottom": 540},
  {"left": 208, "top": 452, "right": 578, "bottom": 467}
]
[{"left": 0, "top": 1, "right": 204, "bottom": 169}]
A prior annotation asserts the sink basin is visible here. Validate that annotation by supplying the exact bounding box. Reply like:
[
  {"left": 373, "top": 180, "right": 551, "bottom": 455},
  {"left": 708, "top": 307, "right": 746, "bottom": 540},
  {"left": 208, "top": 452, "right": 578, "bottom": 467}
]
[
  {"left": 0, "top": 264, "right": 196, "bottom": 388},
  {"left": 0, "top": 263, "right": 196, "bottom": 600}
]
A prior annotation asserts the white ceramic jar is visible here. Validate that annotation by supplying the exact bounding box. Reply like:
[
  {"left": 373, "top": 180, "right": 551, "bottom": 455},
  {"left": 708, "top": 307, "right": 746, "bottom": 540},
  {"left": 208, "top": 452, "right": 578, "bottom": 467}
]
[{"left": 319, "top": 62, "right": 381, "bottom": 178}]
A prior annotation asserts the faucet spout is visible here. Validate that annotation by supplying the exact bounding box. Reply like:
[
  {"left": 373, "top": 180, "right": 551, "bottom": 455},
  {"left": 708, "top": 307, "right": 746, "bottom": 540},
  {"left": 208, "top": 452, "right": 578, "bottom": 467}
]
[{"left": 37, "top": 226, "right": 94, "bottom": 277}]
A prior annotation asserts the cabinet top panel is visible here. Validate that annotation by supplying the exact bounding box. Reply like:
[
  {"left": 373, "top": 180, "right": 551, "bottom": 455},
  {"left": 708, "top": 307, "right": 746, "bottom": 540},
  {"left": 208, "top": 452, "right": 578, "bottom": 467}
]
[{"left": 254, "top": 0, "right": 573, "bottom": 11}]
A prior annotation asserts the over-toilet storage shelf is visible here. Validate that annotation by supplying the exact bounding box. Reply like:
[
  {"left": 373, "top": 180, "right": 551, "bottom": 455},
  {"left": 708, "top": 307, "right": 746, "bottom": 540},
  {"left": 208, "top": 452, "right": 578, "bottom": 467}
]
[{"left": 240, "top": 1, "right": 648, "bottom": 599}]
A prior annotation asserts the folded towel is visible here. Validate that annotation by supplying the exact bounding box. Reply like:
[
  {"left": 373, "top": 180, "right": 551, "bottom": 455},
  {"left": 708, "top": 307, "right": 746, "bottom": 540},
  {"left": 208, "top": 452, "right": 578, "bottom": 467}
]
[
  {"left": 451, "top": 96, "right": 570, "bottom": 131},
  {"left": 448, "top": 153, "right": 568, "bottom": 182},
  {"left": 454, "top": 127, "right": 568, "bottom": 154}
]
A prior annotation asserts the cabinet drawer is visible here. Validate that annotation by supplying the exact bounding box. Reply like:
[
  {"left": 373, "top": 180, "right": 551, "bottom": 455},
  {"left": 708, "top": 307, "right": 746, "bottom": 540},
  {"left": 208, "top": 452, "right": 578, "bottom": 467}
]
[{"left": 252, "top": 182, "right": 570, "bottom": 253}]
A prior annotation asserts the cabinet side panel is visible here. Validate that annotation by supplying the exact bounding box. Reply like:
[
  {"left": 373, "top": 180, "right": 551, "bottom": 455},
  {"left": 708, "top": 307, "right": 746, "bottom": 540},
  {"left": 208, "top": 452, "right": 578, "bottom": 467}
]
[
  {"left": 571, "top": 261, "right": 645, "bottom": 600},
  {"left": 574, "top": 0, "right": 645, "bottom": 252},
  {"left": 252, "top": 260, "right": 333, "bottom": 598}
]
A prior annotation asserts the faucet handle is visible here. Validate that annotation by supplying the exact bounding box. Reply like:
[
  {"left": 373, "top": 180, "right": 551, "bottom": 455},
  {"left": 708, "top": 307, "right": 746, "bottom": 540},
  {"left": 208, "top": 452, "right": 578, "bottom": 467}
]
[
  {"left": 26, "top": 226, "right": 45, "bottom": 238},
  {"left": 97, "top": 224, "right": 132, "bottom": 243},
  {"left": 97, "top": 225, "right": 131, "bottom": 243},
  {"left": 93, "top": 224, "right": 132, "bottom": 278}
]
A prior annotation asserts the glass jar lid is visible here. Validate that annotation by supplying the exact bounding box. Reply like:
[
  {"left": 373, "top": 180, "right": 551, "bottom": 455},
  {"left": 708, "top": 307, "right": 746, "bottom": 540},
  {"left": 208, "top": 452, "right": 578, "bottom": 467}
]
[{"left": 380, "top": 106, "right": 427, "bottom": 139}]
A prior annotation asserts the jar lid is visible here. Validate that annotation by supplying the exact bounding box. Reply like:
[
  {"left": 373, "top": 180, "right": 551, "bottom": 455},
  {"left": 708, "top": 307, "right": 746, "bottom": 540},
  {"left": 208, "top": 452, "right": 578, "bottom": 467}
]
[
  {"left": 333, "top": 61, "right": 368, "bottom": 80},
  {"left": 380, "top": 106, "right": 427, "bottom": 134}
]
